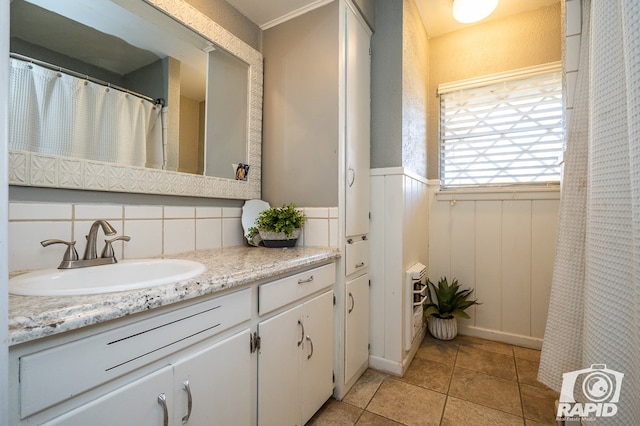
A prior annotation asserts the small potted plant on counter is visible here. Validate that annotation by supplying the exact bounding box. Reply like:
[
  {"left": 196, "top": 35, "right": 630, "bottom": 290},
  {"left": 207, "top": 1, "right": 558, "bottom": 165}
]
[
  {"left": 424, "top": 277, "right": 480, "bottom": 340},
  {"left": 248, "top": 203, "right": 306, "bottom": 248}
]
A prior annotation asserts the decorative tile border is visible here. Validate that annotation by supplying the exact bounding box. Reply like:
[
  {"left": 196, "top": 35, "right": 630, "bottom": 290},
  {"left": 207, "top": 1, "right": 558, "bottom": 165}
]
[{"left": 9, "top": 151, "right": 261, "bottom": 199}]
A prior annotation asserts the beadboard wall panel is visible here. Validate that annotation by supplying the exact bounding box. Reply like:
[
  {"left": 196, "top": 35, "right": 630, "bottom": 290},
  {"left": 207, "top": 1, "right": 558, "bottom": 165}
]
[
  {"left": 369, "top": 168, "right": 429, "bottom": 375},
  {"left": 428, "top": 184, "right": 559, "bottom": 349}
]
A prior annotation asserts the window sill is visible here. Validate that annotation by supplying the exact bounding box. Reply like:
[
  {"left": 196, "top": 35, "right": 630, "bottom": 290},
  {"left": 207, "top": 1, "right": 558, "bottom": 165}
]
[{"left": 435, "top": 186, "right": 560, "bottom": 201}]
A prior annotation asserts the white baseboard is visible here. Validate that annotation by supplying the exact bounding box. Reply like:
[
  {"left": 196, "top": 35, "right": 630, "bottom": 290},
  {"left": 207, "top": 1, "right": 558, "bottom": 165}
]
[
  {"left": 369, "top": 327, "right": 427, "bottom": 377},
  {"left": 458, "top": 325, "right": 543, "bottom": 350},
  {"left": 368, "top": 355, "right": 403, "bottom": 376}
]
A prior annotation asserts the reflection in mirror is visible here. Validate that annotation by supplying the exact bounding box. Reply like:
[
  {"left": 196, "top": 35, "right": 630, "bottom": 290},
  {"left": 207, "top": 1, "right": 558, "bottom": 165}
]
[
  {"left": 206, "top": 49, "right": 249, "bottom": 179},
  {"left": 9, "top": 0, "right": 251, "bottom": 181}
]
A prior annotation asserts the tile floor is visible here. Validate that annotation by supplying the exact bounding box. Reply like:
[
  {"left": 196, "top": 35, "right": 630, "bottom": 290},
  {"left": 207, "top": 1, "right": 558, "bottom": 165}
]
[{"left": 307, "top": 334, "right": 560, "bottom": 426}]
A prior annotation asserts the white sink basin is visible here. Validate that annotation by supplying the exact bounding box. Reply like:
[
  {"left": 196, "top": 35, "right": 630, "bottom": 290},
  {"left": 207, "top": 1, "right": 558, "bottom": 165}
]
[{"left": 9, "top": 259, "right": 206, "bottom": 296}]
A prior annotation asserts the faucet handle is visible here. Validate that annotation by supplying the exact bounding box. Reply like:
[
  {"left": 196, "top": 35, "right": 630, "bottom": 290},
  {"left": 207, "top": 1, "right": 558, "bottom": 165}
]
[
  {"left": 101, "top": 235, "right": 131, "bottom": 260},
  {"left": 41, "top": 239, "right": 79, "bottom": 262}
]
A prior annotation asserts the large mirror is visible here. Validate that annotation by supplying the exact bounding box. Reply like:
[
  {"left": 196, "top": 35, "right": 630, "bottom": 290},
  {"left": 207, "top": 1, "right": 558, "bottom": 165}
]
[{"left": 8, "top": 0, "right": 262, "bottom": 199}]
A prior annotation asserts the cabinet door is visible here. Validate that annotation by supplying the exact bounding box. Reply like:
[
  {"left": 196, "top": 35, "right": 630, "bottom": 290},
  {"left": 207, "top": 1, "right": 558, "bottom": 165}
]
[
  {"left": 301, "top": 291, "right": 335, "bottom": 424},
  {"left": 258, "top": 305, "right": 303, "bottom": 426},
  {"left": 345, "top": 274, "right": 370, "bottom": 384},
  {"left": 44, "top": 366, "right": 173, "bottom": 426},
  {"left": 345, "top": 4, "right": 371, "bottom": 238},
  {"left": 172, "top": 329, "right": 252, "bottom": 426}
]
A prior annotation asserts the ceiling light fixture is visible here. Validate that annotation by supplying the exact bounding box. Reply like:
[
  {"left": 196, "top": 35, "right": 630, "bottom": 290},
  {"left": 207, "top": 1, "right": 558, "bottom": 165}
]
[{"left": 452, "top": 0, "right": 499, "bottom": 24}]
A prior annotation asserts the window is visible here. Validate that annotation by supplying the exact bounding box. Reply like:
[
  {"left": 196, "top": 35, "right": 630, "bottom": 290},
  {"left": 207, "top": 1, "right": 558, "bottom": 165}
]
[{"left": 439, "top": 63, "right": 564, "bottom": 188}]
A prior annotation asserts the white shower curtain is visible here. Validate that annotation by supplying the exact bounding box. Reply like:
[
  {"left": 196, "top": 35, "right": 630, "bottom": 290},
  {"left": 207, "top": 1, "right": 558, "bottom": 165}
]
[
  {"left": 538, "top": 0, "right": 640, "bottom": 424},
  {"left": 8, "top": 58, "right": 164, "bottom": 169}
]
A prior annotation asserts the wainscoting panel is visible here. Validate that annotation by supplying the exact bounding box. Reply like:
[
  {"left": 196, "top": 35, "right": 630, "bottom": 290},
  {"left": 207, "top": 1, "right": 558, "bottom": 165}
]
[
  {"left": 369, "top": 168, "right": 429, "bottom": 375},
  {"left": 428, "top": 185, "right": 560, "bottom": 348}
]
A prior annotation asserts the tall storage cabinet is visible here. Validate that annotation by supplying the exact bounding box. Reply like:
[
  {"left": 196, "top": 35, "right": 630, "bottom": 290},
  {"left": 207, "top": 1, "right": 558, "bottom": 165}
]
[{"left": 262, "top": 0, "right": 371, "bottom": 400}]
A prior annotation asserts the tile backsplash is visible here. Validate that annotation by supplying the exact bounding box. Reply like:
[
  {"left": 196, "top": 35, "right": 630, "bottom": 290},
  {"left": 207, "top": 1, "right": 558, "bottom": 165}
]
[{"left": 8, "top": 202, "right": 339, "bottom": 273}]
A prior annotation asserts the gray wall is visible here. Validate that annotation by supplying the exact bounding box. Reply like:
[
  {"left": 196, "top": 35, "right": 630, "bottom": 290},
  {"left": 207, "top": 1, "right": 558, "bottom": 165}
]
[
  {"left": 370, "top": 0, "right": 428, "bottom": 178},
  {"left": 371, "top": 0, "right": 403, "bottom": 170},
  {"left": 186, "top": 0, "right": 262, "bottom": 51},
  {"left": 262, "top": 2, "right": 340, "bottom": 207},
  {"left": 10, "top": 38, "right": 127, "bottom": 86},
  {"left": 353, "top": 0, "right": 376, "bottom": 30}
]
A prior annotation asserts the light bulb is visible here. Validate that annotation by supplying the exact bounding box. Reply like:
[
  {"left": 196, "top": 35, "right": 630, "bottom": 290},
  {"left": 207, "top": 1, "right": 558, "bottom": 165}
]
[{"left": 453, "top": 0, "right": 499, "bottom": 24}]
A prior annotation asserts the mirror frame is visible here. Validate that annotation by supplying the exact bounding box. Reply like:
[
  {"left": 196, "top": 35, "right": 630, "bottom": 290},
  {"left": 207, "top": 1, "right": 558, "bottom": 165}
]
[{"left": 8, "top": 0, "right": 262, "bottom": 200}]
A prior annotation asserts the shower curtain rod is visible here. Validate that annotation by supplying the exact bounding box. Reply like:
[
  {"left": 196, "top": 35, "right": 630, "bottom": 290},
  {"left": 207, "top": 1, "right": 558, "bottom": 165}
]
[{"left": 10, "top": 52, "right": 162, "bottom": 105}]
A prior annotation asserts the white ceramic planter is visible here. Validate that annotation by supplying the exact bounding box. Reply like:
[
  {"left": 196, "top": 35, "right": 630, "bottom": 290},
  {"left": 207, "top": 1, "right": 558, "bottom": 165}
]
[{"left": 428, "top": 316, "right": 458, "bottom": 340}]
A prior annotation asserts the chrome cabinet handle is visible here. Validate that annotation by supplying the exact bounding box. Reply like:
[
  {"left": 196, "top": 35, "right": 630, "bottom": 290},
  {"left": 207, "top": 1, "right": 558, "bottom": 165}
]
[
  {"left": 297, "top": 320, "right": 305, "bottom": 347},
  {"left": 306, "top": 335, "right": 314, "bottom": 360},
  {"left": 355, "top": 262, "right": 365, "bottom": 268},
  {"left": 158, "top": 393, "right": 169, "bottom": 426},
  {"left": 348, "top": 167, "right": 355, "bottom": 187},
  {"left": 348, "top": 292, "right": 355, "bottom": 314},
  {"left": 297, "top": 275, "right": 314, "bottom": 284},
  {"left": 182, "top": 380, "right": 193, "bottom": 424}
]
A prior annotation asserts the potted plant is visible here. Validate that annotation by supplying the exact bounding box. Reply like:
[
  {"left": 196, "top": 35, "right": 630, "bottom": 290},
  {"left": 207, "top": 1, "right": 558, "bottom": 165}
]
[
  {"left": 423, "top": 277, "right": 480, "bottom": 340},
  {"left": 248, "top": 203, "right": 306, "bottom": 248}
]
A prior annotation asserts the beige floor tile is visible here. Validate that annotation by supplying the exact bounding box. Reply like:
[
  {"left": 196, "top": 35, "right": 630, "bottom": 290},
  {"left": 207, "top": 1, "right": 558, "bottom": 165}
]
[
  {"left": 306, "top": 398, "right": 363, "bottom": 426},
  {"left": 520, "top": 383, "right": 560, "bottom": 425},
  {"left": 457, "top": 335, "right": 516, "bottom": 356},
  {"left": 524, "top": 419, "right": 558, "bottom": 426},
  {"left": 399, "top": 357, "right": 453, "bottom": 394},
  {"left": 449, "top": 367, "right": 522, "bottom": 416},
  {"left": 516, "top": 357, "right": 548, "bottom": 388},
  {"left": 414, "top": 335, "right": 459, "bottom": 367},
  {"left": 455, "top": 345, "right": 518, "bottom": 381},
  {"left": 366, "top": 379, "right": 446, "bottom": 426},
  {"left": 344, "top": 369, "right": 389, "bottom": 409},
  {"left": 513, "top": 346, "right": 542, "bottom": 362},
  {"left": 356, "top": 411, "right": 405, "bottom": 425},
  {"left": 441, "top": 396, "right": 525, "bottom": 426}
]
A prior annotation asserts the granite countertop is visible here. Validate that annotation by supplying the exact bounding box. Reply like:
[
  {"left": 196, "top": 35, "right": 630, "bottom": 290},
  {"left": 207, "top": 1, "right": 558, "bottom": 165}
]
[{"left": 9, "top": 246, "right": 340, "bottom": 346}]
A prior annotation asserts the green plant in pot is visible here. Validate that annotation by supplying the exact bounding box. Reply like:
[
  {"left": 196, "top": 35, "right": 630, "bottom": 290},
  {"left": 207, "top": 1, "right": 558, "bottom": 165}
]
[
  {"left": 249, "top": 204, "right": 306, "bottom": 248},
  {"left": 423, "top": 277, "right": 480, "bottom": 340}
]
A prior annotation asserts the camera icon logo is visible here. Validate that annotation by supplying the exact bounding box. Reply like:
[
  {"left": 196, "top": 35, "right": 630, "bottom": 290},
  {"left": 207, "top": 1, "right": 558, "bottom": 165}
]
[{"left": 557, "top": 364, "right": 624, "bottom": 419}]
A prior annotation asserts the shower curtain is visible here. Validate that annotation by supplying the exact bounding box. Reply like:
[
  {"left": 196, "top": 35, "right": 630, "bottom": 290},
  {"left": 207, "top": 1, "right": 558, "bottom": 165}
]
[
  {"left": 8, "top": 58, "right": 164, "bottom": 169},
  {"left": 538, "top": 0, "right": 640, "bottom": 424}
]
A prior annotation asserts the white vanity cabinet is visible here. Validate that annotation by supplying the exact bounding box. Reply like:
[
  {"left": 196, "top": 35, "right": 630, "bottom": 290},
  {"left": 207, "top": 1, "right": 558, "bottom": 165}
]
[
  {"left": 9, "top": 258, "right": 340, "bottom": 426},
  {"left": 10, "top": 289, "right": 253, "bottom": 426},
  {"left": 44, "top": 364, "right": 174, "bottom": 426},
  {"left": 43, "top": 331, "right": 252, "bottom": 426},
  {"left": 257, "top": 264, "right": 336, "bottom": 426},
  {"left": 345, "top": 273, "right": 369, "bottom": 383},
  {"left": 171, "top": 329, "right": 252, "bottom": 426}
]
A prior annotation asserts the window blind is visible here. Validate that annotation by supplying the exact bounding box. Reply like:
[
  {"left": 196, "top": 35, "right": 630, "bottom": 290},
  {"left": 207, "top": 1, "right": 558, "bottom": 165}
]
[{"left": 439, "top": 67, "right": 564, "bottom": 188}]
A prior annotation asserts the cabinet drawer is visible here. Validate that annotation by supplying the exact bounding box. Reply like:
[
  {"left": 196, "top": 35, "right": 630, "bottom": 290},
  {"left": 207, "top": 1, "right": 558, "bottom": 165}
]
[
  {"left": 19, "top": 289, "right": 251, "bottom": 419},
  {"left": 259, "top": 263, "right": 336, "bottom": 316},
  {"left": 345, "top": 239, "right": 369, "bottom": 276}
]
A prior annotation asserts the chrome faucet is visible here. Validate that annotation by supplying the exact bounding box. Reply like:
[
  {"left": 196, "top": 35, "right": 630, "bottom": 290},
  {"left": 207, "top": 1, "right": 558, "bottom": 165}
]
[{"left": 42, "top": 220, "right": 130, "bottom": 269}]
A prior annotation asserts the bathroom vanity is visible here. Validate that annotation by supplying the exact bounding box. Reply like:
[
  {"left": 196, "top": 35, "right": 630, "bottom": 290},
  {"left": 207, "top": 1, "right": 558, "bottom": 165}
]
[{"left": 8, "top": 246, "right": 340, "bottom": 425}]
